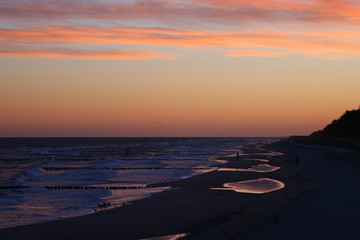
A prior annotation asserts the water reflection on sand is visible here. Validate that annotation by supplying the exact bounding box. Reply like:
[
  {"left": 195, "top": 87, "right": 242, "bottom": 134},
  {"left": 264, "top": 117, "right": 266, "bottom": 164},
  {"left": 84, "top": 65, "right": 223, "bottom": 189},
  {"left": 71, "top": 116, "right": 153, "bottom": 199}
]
[
  {"left": 239, "top": 152, "right": 284, "bottom": 156},
  {"left": 218, "top": 164, "right": 280, "bottom": 173},
  {"left": 242, "top": 158, "right": 269, "bottom": 162},
  {"left": 211, "top": 178, "right": 285, "bottom": 194},
  {"left": 141, "top": 233, "right": 189, "bottom": 240}
]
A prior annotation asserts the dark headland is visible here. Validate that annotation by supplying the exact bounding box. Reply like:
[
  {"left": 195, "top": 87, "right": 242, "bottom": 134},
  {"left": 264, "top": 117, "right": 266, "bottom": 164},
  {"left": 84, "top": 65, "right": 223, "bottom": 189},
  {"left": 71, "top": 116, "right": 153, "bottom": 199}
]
[{"left": 291, "top": 108, "right": 360, "bottom": 151}]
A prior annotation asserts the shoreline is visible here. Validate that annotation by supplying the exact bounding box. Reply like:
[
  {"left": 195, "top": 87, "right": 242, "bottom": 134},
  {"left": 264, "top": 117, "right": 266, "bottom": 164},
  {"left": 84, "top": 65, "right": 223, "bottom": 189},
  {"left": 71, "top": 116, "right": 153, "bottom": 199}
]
[
  {"left": 290, "top": 135, "right": 360, "bottom": 152},
  {"left": 0, "top": 139, "right": 320, "bottom": 239},
  {"left": 236, "top": 139, "right": 360, "bottom": 240}
]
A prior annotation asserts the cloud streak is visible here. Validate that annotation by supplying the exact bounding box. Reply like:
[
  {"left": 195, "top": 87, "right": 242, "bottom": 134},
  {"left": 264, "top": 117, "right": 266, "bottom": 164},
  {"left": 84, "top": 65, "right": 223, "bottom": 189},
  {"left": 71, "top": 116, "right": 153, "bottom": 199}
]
[
  {"left": 0, "top": 41, "right": 170, "bottom": 60},
  {"left": 1, "top": 0, "right": 359, "bottom": 25},
  {"left": 1, "top": 26, "right": 360, "bottom": 59},
  {"left": 1, "top": 0, "right": 360, "bottom": 59}
]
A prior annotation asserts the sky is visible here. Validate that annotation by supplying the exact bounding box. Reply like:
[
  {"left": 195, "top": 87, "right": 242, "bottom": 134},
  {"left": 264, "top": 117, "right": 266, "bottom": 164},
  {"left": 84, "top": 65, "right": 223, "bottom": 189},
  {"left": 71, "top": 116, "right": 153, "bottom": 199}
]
[{"left": 1, "top": 0, "right": 360, "bottom": 137}]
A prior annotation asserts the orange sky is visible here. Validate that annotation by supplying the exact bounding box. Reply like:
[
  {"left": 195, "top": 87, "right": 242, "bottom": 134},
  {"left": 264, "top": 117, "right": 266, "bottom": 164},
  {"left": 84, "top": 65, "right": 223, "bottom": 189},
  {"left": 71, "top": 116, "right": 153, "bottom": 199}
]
[{"left": 1, "top": 0, "right": 360, "bottom": 137}]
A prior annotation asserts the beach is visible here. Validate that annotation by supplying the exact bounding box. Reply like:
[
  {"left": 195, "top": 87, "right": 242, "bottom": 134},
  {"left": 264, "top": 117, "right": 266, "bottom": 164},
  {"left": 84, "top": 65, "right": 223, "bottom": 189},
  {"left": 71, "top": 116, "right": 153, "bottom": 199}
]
[
  {"left": 236, "top": 140, "right": 360, "bottom": 240},
  {"left": 1, "top": 139, "right": 359, "bottom": 239}
]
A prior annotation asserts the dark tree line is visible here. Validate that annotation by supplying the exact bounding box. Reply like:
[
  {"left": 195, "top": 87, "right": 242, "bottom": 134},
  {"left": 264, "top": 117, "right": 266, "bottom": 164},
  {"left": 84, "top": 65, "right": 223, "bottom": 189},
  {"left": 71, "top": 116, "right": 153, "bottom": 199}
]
[{"left": 311, "top": 109, "right": 360, "bottom": 137}]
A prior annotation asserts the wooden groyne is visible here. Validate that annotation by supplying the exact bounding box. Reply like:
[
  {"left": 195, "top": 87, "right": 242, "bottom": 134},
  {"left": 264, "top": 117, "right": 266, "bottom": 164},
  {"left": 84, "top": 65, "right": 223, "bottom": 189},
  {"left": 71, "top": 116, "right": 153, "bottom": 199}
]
[
  {"left": 42, "top": 167, "right": 214, "bottom": 171},
  {"left": 0, "top": 185, "right": 156, "bottom": 190},
  {"left": 0, "top": 186, "right": 30, "bottom": 189}
]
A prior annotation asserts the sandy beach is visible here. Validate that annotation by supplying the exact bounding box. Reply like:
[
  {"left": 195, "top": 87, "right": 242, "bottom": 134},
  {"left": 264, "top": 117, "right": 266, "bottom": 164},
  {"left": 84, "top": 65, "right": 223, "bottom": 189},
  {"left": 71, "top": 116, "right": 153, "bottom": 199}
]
[
  {"left": 1, "top": 139, "right": 359, "bottom": 240},
  {"left": 236, "top": 140, "right": 360, "bottom": 240}
]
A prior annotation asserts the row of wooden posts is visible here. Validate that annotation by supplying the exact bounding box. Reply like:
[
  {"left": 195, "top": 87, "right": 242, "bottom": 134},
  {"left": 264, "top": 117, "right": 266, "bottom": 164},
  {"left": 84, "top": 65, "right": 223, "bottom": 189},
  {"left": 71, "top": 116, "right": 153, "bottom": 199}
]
[
  {"left": 42, "top": 167, "right": 213, "bottom": 171},
  {"left": 0, "top": 185, "right": 154, "bottom": 190}
]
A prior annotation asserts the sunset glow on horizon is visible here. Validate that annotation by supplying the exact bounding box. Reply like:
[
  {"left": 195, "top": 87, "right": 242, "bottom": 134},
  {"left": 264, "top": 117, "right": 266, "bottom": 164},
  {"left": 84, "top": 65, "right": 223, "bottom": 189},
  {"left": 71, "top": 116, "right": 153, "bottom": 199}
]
[{"left": 1, "top": 0, "right": 360, "bottom": 137}]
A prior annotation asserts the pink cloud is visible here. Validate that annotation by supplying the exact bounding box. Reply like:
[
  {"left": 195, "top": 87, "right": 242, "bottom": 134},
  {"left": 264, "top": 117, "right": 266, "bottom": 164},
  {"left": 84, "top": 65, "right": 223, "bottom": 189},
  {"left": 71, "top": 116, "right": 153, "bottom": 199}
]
[
  {"left": 0, "top": 42, "right": 171, "bottom": 60},
  {"left": 0, "top": 0, "right": 359, "bottom": 25},
  {"left": 1, "top": 1, "right": 360, "bottom": 59},
  {"left": 1, "top": 26, "right": 360, "bottom": 59}
]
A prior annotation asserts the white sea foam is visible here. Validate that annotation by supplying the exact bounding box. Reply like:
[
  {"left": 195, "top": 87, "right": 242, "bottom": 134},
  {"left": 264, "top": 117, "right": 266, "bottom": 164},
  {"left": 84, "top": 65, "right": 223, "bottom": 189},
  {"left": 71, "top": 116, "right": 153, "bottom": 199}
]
[{"left": 0, "top": 137, "right": 278, "bottom": 229}]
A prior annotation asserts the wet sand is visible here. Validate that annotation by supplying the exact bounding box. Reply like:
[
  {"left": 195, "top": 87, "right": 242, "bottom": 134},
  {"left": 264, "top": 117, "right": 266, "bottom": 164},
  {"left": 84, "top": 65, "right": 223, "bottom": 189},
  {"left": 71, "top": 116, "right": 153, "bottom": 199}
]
[
  {"left": 235, "top": 140, "right": 360, "bottom": 240},
  {"left": 2, "top": 139, "right": 355, "bottom": 239}
]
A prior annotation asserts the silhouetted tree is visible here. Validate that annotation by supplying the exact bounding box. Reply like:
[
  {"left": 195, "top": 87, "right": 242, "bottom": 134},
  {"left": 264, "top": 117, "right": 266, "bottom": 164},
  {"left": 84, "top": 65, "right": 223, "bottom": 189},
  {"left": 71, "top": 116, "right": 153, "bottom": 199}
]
[{"left": 311, "top": 109, "right": 360, "bottom": 137}]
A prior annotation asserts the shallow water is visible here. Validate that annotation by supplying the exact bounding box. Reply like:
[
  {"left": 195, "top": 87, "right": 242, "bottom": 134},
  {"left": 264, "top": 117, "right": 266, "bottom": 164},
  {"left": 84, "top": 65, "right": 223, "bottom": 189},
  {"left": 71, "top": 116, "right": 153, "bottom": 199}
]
[
  {"left": 242, "top": 158, "right": 270, "bottom": 162},
  {"left": 0, "top": 137, "right": 274, "bottom": 229},
  {"left": 218, "top": 164, "right": 280, "bottom": 173},
  {"left": 211, "top": 178, "right": 285, "bottom": 194},
  {"left": 249, "top": 164, "right": 281, "bottom": 172},
  {"left": 141, "top": 233, "right": 189, "bottom": 240},
  {"left": 241, "top": 152, "right": 284, "bottom": 156}
]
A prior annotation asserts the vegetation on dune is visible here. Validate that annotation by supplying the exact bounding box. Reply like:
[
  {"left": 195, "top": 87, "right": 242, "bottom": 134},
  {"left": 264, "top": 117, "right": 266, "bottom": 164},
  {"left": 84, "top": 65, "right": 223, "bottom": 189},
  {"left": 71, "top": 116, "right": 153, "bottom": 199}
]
[
  {"left": 311, "top": 109, "right": 360, "bottom": 137},
  {"left": 291, "top": 107, "right": 360, "bottom": 151}
]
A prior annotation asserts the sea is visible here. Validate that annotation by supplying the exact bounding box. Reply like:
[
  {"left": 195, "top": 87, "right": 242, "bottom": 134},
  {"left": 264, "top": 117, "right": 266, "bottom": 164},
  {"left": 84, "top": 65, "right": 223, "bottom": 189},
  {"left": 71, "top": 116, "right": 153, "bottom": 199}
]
[{"left": 0, "top": 137, "right": 275, "bottom": 229}]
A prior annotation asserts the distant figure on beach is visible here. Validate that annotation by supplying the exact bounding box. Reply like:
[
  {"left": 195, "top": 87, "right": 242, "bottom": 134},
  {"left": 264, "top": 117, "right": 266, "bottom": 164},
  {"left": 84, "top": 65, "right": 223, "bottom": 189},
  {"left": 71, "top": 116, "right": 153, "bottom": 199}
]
[
  {"left": 295, "top": 157, "right": 299, "bottom": 166},
  {"left": 237, "top": 152, "right": 240, "bottom": 161}
]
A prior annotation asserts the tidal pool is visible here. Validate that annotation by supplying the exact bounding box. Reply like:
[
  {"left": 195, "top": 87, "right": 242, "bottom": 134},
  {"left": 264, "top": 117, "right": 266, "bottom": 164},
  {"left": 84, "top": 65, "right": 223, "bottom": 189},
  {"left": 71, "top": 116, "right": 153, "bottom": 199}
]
[
  {"left": 141, "top": 233, "right": 189, "bottom": 240},
  {"left": 242, "top": 158, "right": 269, "bottom": 162},
  {"left": 211, "top": 178, "right": 285, "bottom": 194},
  {"left": 218, "top": 164, "right": 280, "bottom": 173},
  {"left": 249, "top": 164, "right": 280, "bottom": 172},
  {"left": 246, "top": 152, "right": 284, "bottom": 156}
]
